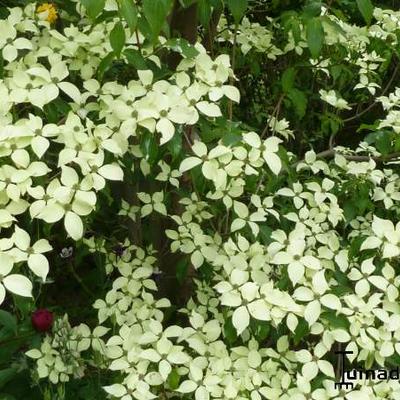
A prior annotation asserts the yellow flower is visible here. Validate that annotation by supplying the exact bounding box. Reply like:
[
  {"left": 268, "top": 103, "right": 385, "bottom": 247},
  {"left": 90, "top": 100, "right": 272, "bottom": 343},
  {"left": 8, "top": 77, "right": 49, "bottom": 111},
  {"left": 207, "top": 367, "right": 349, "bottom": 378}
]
[{"left": 36, "top": 3, "right": 58, "bottom": 24}]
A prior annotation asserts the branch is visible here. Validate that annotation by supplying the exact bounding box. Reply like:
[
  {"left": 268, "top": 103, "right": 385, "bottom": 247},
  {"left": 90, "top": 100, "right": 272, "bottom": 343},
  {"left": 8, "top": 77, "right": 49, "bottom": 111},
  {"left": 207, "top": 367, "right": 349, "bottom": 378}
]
[
  {"left": 343, "top": 62, "right": 400, "bottom": 124},
  {"left": 203, "top": 8, "right": 223, "bottom": 57},
  {"left": 328, "top": 61, "right": 399, "bottom": 149},
  {"left": 228, "top": 24, "right": 238, "bottom": 120},
  {"left": 294, "top": 149, "right": 400, "bottom": 167},
  {"left": 261, "top": 93, "right": 285, "bottom": 138}
]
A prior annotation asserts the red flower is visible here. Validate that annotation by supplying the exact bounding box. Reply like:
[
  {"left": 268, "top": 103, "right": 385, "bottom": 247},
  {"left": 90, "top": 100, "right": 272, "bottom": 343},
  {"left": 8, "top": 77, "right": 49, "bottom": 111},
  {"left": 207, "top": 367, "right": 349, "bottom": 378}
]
[{"left": 31, "top": 309, "right": 54, "bottom": 332}]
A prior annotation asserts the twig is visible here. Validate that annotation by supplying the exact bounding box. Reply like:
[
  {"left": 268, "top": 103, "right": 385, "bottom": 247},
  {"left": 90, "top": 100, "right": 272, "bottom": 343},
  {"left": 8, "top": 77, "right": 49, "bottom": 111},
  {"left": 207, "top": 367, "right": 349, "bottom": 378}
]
[
  {"left": 228, "top": 24, "right": 238, "bottom": 121},
  {"left": 293, "top": 149, "right": 400, "bottom": 167},
  {"left": 343, "top": 62, "right": 400, "bottom": 124},
  {"left": 261, "top": 93, "right": 285, "bottom": 138},
  {"left": 68, "top": 261, "right": 96, "bottom": 298},
  {"left": 0, "top": 333, "right": 36, "bottom": 348},
  {"left": 183, "top": 129, "right": 192, "bottom": 147},
  {"left": 336, "top": 343, "right": 342, "bottom": 380},
  {"left": 135, "top": 29, "right": 142, "bottom": 54}
]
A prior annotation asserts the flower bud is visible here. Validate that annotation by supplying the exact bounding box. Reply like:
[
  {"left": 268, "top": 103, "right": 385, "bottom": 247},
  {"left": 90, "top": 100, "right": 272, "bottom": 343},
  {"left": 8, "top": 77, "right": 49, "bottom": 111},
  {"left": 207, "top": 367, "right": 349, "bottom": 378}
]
[{"left": 31, "top": 309, "right": 54, "bottom": 332}]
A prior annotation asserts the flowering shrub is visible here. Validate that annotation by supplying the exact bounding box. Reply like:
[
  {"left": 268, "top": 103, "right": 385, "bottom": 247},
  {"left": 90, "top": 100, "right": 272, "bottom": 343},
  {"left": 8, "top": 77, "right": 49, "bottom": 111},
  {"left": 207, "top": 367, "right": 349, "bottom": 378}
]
[{"left": 1, "top": 0, "right": 400, "bottom": 399}]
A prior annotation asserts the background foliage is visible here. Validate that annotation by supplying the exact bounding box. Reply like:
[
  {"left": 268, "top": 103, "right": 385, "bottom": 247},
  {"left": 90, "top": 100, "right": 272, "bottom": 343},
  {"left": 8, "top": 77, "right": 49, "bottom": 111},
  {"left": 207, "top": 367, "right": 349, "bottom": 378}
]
[{"left": 0, "top": 0, "right": 400, "bottom": 399}]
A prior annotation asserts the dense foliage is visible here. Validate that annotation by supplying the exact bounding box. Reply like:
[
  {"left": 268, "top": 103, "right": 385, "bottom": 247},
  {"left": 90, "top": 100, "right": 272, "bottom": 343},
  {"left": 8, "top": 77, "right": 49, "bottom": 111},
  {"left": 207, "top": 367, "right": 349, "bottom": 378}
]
[{"left": 0, "top": 0, "right": 400, "bottom": 399}]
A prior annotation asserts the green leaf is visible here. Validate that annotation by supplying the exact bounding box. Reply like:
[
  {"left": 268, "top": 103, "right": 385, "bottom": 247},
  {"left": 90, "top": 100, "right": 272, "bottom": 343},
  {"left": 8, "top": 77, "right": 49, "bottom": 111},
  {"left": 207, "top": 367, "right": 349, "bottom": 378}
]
[
  {"left": 386, "top": 353, "right": 400, "bottom": 368},
  {"left": 221, "top": 132, "right": 242, "bottom": 146},
  {"left": 227, "top": 0, "right": 248, "bottom": 24},
  {"left": 250, "top": 320, "right": 270, "bottom": 341},
  {"left": 166, "top": 38, "right": 199, "bottom": 58},
  {"left": 356, "top": 0, "right": 374, "bottom": 25},
  {"left": 110, "top": 22, "right": 126, "bottom": 58},
  {"left": 321, "top": 311, "right": 349, "bottom": 329},
  {"left": 306, "top": 17, "right": 324, "bottom": 58},
  {"left": 142, "top": 0, "right": 170, "bottom": 40},
  {"left": 375, "top": 132, "right": 392, "bottom": 155},
  {"left": 124, "top": 49, "right": 148, "bottom": 70},
  {"left": 283, "top": 15, "right": 301, "bottom": 43},
  {"left": 287, "top": 88, "right": 308, "bottom": 119},
  {"left": 97, "top": 52, "right": 115, "bottom": 80},
  {"left": 0, "top": 368, "right": 17, "bottom": 390},
  {"left": 167, "top": 128, "right": 183, "bottom": 161},
  {"left": 198, "top": 0, "right": 212, "bottom": 27},
  {"left": 349, "top": 236, "right": 365, "bottom": 259},
  {"left": 281, "top": 67, "right": 296, "bottom": 93},
  {"left": 12, "top": 295, "right": 34, "bottom": 316},
  {"left": 179, "top": 0, "right": 197, "bottom": 6},
  {"left": 140, "top": 131, "right": 159, "bottom": 164},
  {"left": 175, "top": 258, "right": 189, "bottom": 285},
  {"left": 303, "top": 1, "right": 322, "bottom": 18},
  {"left": 167, "top": 368, "right": 180, "bottom": 390},
  {"left": 258, "top": 224, "right": 273, "bottom": 245},
  {"left": 294, "top": 319, "right": 308, "bottom": 344},
  {"left": 343, "top": 200, "right": 357, "bottom": 222},
  {"left": 0, "top": 311, "right": 17, "bottom": 334},
  {"left": 119, "top": 0, "right": 138, "bottom": 32},
  {"left": 81, "top": 0, "right": 105, "bottom": 19},
  {"left": 223, "top": 317, "right": 238, "bottom": 344}
]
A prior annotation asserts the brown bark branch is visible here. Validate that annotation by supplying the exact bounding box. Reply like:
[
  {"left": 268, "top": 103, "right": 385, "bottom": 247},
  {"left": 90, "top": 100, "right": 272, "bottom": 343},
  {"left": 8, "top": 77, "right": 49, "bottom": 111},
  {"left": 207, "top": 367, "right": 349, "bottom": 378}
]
[
  {"left": 342, "top": 62, "right": 400, "bottom": 124},
  {"left": 293, "top": 149, "right": 400, "bottom": 167}
]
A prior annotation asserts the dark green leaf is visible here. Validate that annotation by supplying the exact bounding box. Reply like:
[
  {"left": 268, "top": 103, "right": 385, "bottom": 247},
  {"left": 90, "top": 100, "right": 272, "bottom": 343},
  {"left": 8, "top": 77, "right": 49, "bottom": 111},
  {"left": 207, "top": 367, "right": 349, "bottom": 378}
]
[
  {"left": 166, "top": 38, "right": 199, "bottom": 58},
  {"left": 223, "top": 317, "right": 238, "bottom": 344},
  {"left": 142, "top": 0, "right": 170, "bottom": 40},
  {"left": 302, "top": 1, "right": 321, "bottom": 18},
  {"left": 321, "top": 311, "right": 349, "bottom": 329},
  {"left": 375, "top": 132, "right": 392, "bottom": 155},
  {"left": 0, "top": 395, "right": 16, "bottom": 400},
  {"left": 356, "top": 0, "right": 374, "bottom": 25},
  {"left": 0, "top": 311, "right": 17, "bottom": 334},
  {"left": 321, "top": 15, "right": 346, "bottom": 36},
  {"left": 284, "top": 15, "right": 301, "bottom": 43},
  {"left": 258, "top": 225, "right": 273, "bottom": 245},
  {"left": 12, "top": 296, "right": 34, "bottom": 316},
  {"left": 124, "top": 49, "right": 148, "bottom": 70},
  {"left": 306, "top": 17, "right": 324, "bottom": 58},
  {"left": 119, "top": 0, "right": 138, "bottom": 32},
  {"left": 140, "top": 131, "right": 159, "bottom": 164},
  {"left": 386, "top": 353, "right": 400, "bottom": 368},
  {"left": 110, "top": 22, "right": 126, "bottom": 57},
  {"left": 294, "top": 319, "right": 309, "bottom": 344},
  {"left": 343, "top": 200, "right": 357, "bottom": 222},
  {"left": 198, "top": 0, "right": 212, "bottom": 27},
  {"left": 227, "top": 0, "right": 248, "bottom": 24},
  {"left": 287, "top": 88, "right": 308, "bottom": 119},
  {"left": 349, "top": 236, "right": 365, "bottom": 259},
  {"left": 167, "top": 129, "right": 183, "bottom": 160},
  {"left": 81, "top": 0, "right": 105, "bottom": 19},
  {"left": 137, "top": 14, "right": 153, "bottom": 40},
  {"left": 0, "top": 368, "right": 17, "bottom": 390},
  {"left": 179, "top": 0, "right": 197, "bottom": 7},
  {"left": 250, "top": 320, "right": 270, "bottom": 341},
  {"left": 97, "top": 52, "right": 115, "bottom": 80},
  {"left": 221, "top": 132, "right": 242, "bottom": 146},
  {"left": 175, "top": 258, "right": 189, "bottom": 285},
  {"left": 281, "top": 67, "right": 296, "bottom": 93}
]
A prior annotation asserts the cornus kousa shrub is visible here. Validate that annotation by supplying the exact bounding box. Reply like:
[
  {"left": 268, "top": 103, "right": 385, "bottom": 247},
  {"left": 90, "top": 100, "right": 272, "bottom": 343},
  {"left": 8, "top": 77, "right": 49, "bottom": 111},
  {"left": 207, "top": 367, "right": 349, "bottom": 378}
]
[{"left": 0, "top": 0, "right": 400, "bottom": 399}]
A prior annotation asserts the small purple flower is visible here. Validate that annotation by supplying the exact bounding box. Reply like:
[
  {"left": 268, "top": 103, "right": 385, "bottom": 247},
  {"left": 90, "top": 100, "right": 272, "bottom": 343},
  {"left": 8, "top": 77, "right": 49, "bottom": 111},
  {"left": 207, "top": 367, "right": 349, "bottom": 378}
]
[
  {"left": 60, "top": 246, "right": 73, "bottom": 259},
  {"left": 113, "top": 244, "right": 126, "bottom": 258},
  {"left": 151, "top": 268, "right": 163, "bottom": 283}
]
